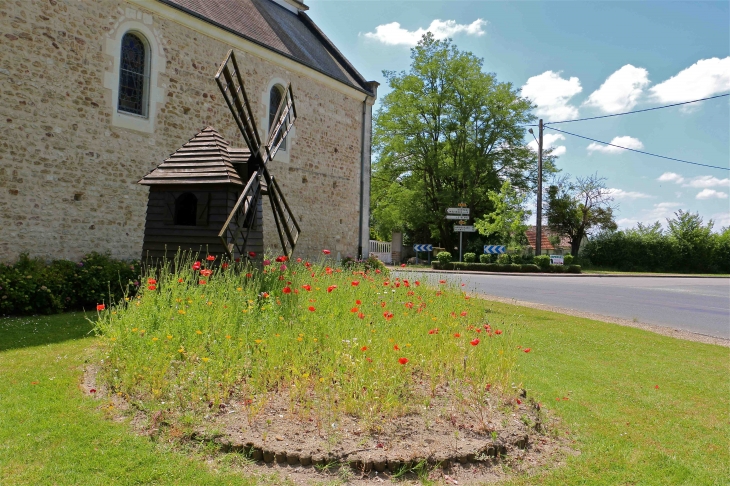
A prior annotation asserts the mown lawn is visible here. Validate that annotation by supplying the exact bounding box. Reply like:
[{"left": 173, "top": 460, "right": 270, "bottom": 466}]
[{"left": 0, "top": 303, "right": 727, "bottom": 485}]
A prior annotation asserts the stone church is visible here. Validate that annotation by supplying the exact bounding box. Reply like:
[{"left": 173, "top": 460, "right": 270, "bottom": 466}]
[{"left": 0, "top": 0, "right": 377, "bottom": 262}]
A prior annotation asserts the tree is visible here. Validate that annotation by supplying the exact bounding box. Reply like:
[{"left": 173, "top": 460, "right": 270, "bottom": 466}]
[
  {"left": 666, "top": 210, "right": 715, "bottom": 272},
  {"left": 371, "top": 34, "right": 557, "bottom": 248},
  {"left": 545, "top": 173, "right": 617, "bottom": 256},
  {"left": 474, "top": 180, "right": 530, "bottom": 249}
]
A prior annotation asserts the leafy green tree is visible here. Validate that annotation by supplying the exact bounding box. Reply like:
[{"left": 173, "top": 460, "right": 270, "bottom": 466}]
[
  {"left": 545, "top": 173, "right": 617, "bottom": 256},
  {"left": 371, "top": 34, "right": 556, "bottom": 249},
  {"left": 474, "top": 180, "right": 530, "bottom": 249},
  {"left": 666, "top": 210, "right": 716, "bottom": 272}
]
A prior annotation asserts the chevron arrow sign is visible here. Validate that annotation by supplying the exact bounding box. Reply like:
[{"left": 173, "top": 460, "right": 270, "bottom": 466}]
[
  {"left": 413, "top": 244, "right": 433, "bottom": 252},
  {"left": 483, "top": 245, "right": 506, "bottom": 254}
]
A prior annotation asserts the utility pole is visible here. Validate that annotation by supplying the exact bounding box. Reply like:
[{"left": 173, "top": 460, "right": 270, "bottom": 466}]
[{"left": 536, "top": 118, "right": 543, "bottom": 256}]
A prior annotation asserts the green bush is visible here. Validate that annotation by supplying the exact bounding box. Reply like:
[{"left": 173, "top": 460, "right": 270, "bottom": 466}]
[
  {"left": 463, "top": 252, "right": 476, "bottom": 263},
  {"left": 534, "top": 255, "right": 551, "bottom": 270},
  {"left": 497, "top": 254, "right": 511, "bottom": 264},
  {"left": 436, "top": 251, "right": 453, "bottom": 264},
  {"left": 431, "top": 261, "right": 580, "bottom": 273},
  {"left": 0, "top": 252, "right": 140, "bottom": 315},
  {"left": 567, "top": 265, "right": 581, "bottom": 274},
  {"left": 479, "top": 254, "right": 490, "bottom": 264},
  {"left": 563, "top": 254, "right": 574, "bottom": 266},
  {"left": 511, "top": 254, "right": 523, "bottom": 265}
]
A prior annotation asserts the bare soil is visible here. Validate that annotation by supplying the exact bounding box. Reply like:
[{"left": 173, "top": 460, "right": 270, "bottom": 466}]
[{"left": 82, "top": 365, "right": 574, "bottom": 484}]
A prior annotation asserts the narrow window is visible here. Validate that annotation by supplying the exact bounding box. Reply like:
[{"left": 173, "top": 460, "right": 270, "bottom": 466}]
[
  {"left": 118, "top": 33, "right": 148, "bottom": 116},
  {"left": 174, "top": 193, "right": 197, "bottom": 226},
  {"left": 269, "top": 85, "right": 286, "bottom": 151}
]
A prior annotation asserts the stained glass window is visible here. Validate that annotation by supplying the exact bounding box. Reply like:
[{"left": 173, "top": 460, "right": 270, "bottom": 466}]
[
  {"left": 118, "top": 33, "right": 147, "bottom": 116},
  {"left": 269, "top": 86, "right": 286, "bottom": 151}
]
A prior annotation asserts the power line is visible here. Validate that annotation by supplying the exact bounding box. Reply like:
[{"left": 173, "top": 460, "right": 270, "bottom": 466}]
[
  {"left": 543, "top": 93, "right": 729, "bottom": 125},
  {"left": 545, "top": 126, "right": 729, "bottom": 171}
]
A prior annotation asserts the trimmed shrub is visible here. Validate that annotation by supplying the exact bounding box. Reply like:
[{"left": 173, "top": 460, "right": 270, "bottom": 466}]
[
  {"left": 497, "top": 254, "right": 511, "bottom": 265},
  {"left": 534, "top": 255, "right": 550, "bottom": 270},
  {"left": 436, "top": 251, "right": 453, "bottom": 264},
  {"left": 566, "top": 265, "right": 582, "bottom": 274},
  {"left": 463, "top": 252, "right": 476, "bottom": 263},
  {"left": 479, "top": 254, "right": 490, "bottom": 264},
  {"left": 519, "top": 264, "right": 540, "bottom": 273},
  {"left": 430, "top": 261, "right": 580, "bottom": 273},
  {"left": 563, "top": 254, "right": 574, "bottom": 266},
  {"left": 511, "top": 254, "right": 523, "bottom": 265}
]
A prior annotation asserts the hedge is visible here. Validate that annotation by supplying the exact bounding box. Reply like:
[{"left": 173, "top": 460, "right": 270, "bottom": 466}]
[{"left": 431, "top": 262, "right": 581, "bottom": 273}]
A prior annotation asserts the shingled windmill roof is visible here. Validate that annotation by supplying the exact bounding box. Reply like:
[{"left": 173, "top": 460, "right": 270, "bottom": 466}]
[{"left": 139, "top": 127, "right": 250, "bottom": 186}]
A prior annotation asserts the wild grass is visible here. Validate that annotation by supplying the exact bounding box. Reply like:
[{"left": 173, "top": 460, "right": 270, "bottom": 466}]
[{"left": 94, "top": 254, "right": 522, "bottom": 428}]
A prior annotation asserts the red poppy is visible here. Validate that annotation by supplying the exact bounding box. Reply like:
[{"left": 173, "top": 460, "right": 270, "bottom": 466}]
[
  {"left": 383, "top": 281, "right": 389, "bottom": 286},
  {"left": 282, "top": 287, "right": 292, "bottom": 294},
  {"left": 435, "top": 291, "right": 442, "bottom": 296},
  {"left": 246, "top": 273, "right": 253, "bottom": 278},
  {"left": 322, "top": 249, "right": 331, "bottom": 255},
  {"left": 361, "top": 346, "right": 368, "bottom": 352},
  {"left": 148, "top": 278, "right": 157, "bottom": 285},
  {"left": 296, "top": 257, "right": 302, "bottom": 263},
  {"left": 366, "top": 357, "right": 373, "bottom": 362},
  {"left": 523, "top": 348, "right": 531, "bottom": 353},
  {"left": 356, "top": 299, "right": 362, "bottom": 305},
  {"left": 89, "top": 388, "right": 96, "bottom": 393},
  {"left": 302, "top": 284, "right": 311, "bottom": 291},
  {"left": 470, "top": 338, "right": 480, "bottom": 346},
  {"left": 495, "top": 329, "right": 502, "bottom": 335},
  {"left": 235, "top": 258, "right": 241, "bottom": 263},
  {"left": 375, "top": 269, "right": 381, "bottom": 274},
  {"left": 358, "top": 312, "right": 365, "bottom": 319},
  {"left": 206, "top": 255, "right": 216, "bottom": 261},
  {"left": 148, "top": 285, "right": 156, "bottom": 291},
  {"left": 380, "top": 302, "right": 386, "bottom": 308},
  {"left": 200, "top": 269, "right": 213, "bottom": 277},
  {"left": 248, "top": 251, "right": 256, "bottom": 258},
  {"left": 384, "top": 311, "right": 394, "bottom": 320},
  {"left": 263, "top": 259, "right": 271, "bottom": 266},
  {"left": 178, "top": 278, "right": 184, "bottom": 283},
  {"left": 308, "top": 306, "right": 316, "bottom": 312},
  {"left": 393, "top": 344, "right": 400, "bottom": 351},
  {"left": 199, "top": 279, "right": 207, "bottom": 285},
  {"left": 222, "top": 263, "right": 229, "bottom": 270},
  {"left": 261, "top": 292, "right": 269, "bottom": 298},
  {"left": 654, "top": 385, "right": 659, "bottom": 390},
  {"left": 461, "top": 283, "right": 465, "bottom": 287},
  {"left": 428, "top": 329, "right": 438, "bottom": 335},
  {"left": 398, "top": 357, "right": 408, "bottom": 365},
  {"left": 275, "top": 256, "right": 286, "bottom": 263},
  {"left": 453, "top": 333, "right": 460, "bottom": 338},
  {"left": 414, "top": 281, "right": 420, "bottom": 286},
  {"left": 351, "top": 280, "right": 359, "bottom": 286},
  {"left": 192, "top": 261, "right": 201, "bottom": 271},
  {"left": 400, "top": 263, "right": 406, "bottom": 267},
  {"left": 96, "top": 304, "right": 105, "bottom": 311},
  {"left": 327, "top": 285, "right": 337, "bottom": 293},
  {"left": 405, "top": 302, "right": 414, "bottom": 309},
  {"left": 460, "top": 311, "right": 467, "bottom": 317},
  {"left": 325, "top": 267, "right": 333, "bottom": 275},
  {"left": 516, "top": 399, "right": 522, "bottom": 405},
  {"left": 439, "top": 280, "right": 446, "bottom": 284}
]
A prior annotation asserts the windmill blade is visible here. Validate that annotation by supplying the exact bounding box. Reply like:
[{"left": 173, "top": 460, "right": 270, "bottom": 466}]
[
  {"left": 266, "top": 83, "right": 297, "bottom": 162},
  {"left": 218, "top": 171, "right": 261, "bottom": 259},
  {"left": 261, "top": 170, "right": 300, "bottom": 257},
  {"left": 215, "top": 50, "right": 267, "bottom": 165}
]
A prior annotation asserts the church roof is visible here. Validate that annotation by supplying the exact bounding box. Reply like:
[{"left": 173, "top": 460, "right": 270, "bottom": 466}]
[
  {"left": 158, "top": 0, "right": 374, "bottom": 95},
  {"left": 139, "top": 127, "right": 249, "bottom": 186}
]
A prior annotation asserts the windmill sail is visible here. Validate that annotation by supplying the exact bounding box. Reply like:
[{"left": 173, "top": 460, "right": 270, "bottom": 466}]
[{"left": 214, "top": 49, "right": 301, "bottom": 258}]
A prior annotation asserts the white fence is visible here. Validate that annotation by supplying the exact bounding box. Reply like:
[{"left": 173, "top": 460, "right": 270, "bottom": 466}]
[{"left": 369, "top": 239, "right": 392, "bottom": 264}]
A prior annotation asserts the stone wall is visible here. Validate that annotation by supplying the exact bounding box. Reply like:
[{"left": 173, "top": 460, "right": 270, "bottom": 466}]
[{"left": 0, "top": 0, "right": 372, "bottom": 262}]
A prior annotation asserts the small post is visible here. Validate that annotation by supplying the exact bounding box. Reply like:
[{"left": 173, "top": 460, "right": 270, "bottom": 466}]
[{"left": 459, "top": 232, "right": 463, "bottom": 262}]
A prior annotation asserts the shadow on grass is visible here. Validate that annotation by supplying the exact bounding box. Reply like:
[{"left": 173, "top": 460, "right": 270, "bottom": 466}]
[{"left": 0, "top": 312, "right": 95, "bottom": 352}]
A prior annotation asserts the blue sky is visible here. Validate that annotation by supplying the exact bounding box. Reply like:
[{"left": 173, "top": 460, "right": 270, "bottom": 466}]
[{"left": 307, "top": 0, "right": 730, "bottom": 229}]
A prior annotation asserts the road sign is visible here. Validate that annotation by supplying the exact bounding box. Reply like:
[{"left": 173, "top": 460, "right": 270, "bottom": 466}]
[
  {"left": 454, "top": 225, "right": 476, "bottom": 232},
  {"left": 483, "top": 245, "right": 506, "bottom": 254},
  {"left": 413, "top": 244, "right": 433, "bottom": 252},
  {"left": 550, "top": 255, "right": 564, "bottom": 265},
  {"left": 457, "top": 202, "right": 467, "bottom": 207},
  {"left": 445, "top": 214, "right": 467, "bottom": 220},
  {"left": 446, "top": 207, "right": 470, "bottom": 215}
]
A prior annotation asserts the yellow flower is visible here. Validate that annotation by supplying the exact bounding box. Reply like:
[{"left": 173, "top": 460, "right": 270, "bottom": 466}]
[
  {"left": 498, "top": 349, "right": 504, "bottom": 355},
  {"left": 254, "top": 339, "right": 263, "bottom": 344},
  {"left": 279, "top": 316, "right": 284, "bottom": 321},
  {"left": 178, "top": 310, "right": 186, "bottom": 315},
  {"left": 313, "top": 338, "right": 318, "bottom": 342},
  {"left": 196, "top": 330, "right": 202, "bottom": 335},
  {"left": 237, "top": 287, "right": 243, "bottom": 292},
  {"left": 152, "top": 337, "right": 158, "bottom": 341},
  {"left": 201, "top": 357, "right": 210, "bottom": 362},
  {"left": 178, "top": 347, "right": 185, "bottom": 353},
  {"left": 299, "top": 333, "right": 304, "bottom": 337},
  {"left": 110, "top": 337, "right": 117, "bottom": 341},
  {"left": 406, "top": 343, "right": 411, "bottom": 347},
  {"left": 124, "top": 297, "right": 130, "bottom": 302},
  {"left": 139, "top": 330, "right": 145, "bottom": 334},
  {"left": 167, "top": 335, "right": 172, "bottom": 340},
  {"left": 296, "top": 337, "right": 303, "bottom": 342},
  {"left": 187, "top": 299, "right": 193, "bottom": 304},
  {"left": 112, "top": 311, "right": 117, "bottom": 315},
  {"left": 275, "top": 333, "right": 280, "bottom": 337},
  {"left": 302, "top": 372, "right": 309, "bottom": 378},
  {"left": 242, "top": 310, "right": 248, "bottom": 313},
  {"left": 176, "top": 298, "right": 182, "bottom": 303},
  {"left": 226, "top": 335, "right": 231, "bottom": 339},
  {"left": 207, "top": 301, "right": 213, "bottom": 306},
  {"left": 319, "top": 377, "right": 325, "bottom": 383},
  {"left": 132, "top": 328, "right": 138, "bottom": 332}
]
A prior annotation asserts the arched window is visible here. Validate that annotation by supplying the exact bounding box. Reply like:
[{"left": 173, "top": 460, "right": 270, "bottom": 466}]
[
  {"left": 118, "top": 32, "right": 148, "bottom": 116},
  {"left": 174, "top": 193, "right": 197, "bottom": 226},
  {"left": 269, "top": 85, "right": 286, "bottom": 151}
]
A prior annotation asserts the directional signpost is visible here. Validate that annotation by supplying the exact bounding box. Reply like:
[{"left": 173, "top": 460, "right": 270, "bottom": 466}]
[
  {"left": 414, "top": 244, "right": 433, "bottom": 264},
  {"left": 447, "top": 204, "right": 474, "bottom": 262},
  {"left": 483, "top": 245, "right": 506, "bottom": 254}
]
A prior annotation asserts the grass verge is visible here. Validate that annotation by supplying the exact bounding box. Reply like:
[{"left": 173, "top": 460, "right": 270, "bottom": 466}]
[{"left": 1, "top": 296, "right": 727, "bottom": 484}]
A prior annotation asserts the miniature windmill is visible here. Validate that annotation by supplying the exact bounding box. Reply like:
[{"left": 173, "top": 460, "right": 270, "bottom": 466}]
[{"left": 215, "top": 49, "right": 301, "bottom": 259}]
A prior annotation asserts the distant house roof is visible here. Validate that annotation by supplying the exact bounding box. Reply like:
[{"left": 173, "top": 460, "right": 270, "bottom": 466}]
[
  {"left": 139, "top": 127, "right": 249, "bottom": 186},
  {"left": 525, "top": 226, "right": 571, "bottom": 251},
  {"left": 158, "top": 0, "right": 375, "bottom": 95}
]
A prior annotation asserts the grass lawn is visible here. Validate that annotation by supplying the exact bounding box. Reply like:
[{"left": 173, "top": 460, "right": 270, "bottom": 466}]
[{"left": 1, "top": 304, "right": 728, "bottom": 484}]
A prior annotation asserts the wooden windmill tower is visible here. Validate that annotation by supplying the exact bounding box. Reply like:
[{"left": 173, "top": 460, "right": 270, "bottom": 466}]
[{"left": 138, "top": 50, "right": 300, "bottom": 262}]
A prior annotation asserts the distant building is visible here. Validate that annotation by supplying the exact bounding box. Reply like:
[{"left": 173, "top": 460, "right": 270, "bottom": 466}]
[{"left": 524, "top": 226, "right": 572, "bottom": 255}]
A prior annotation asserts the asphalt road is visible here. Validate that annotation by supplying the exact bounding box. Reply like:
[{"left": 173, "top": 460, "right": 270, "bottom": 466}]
[{"left": 402, "top": 272, "right": 730, "bottom": 339}]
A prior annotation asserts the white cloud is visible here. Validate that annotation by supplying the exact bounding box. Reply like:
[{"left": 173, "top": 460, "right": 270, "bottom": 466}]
[
  {"left": 657, "top": 172, "right": 730, "bottom": 188},
  {"left": 527, "top": 133, "right": 566, "bottom": 156},
  {"left": 583, "top": 64, "right": 650, "bottom": 113},
  {"left": 521, "top": 71, "right": 582, "bottom": 121},
  {"left": 587, "top": 136, "right": 644, "bottom": 154},
  {"left": 711, "top": 212, "right": 730, "bottom": 228},
  {"left": 649, "top": 57, "right": 730, "bottom": 103},
  {"left": 607, "top": 188, "right": 653, "bottom": 199},
  {"left": 617, "top": 202, "right": 682, "bottom": 229},
  {"left": 696, "top": 189, "right": 728, "bottom": 200},
  {"left": 658, "top": 172, "right": 684, "bottom": 184},
  {"left": 363, "top": 19, "right": 486, "bottom": 46}
]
